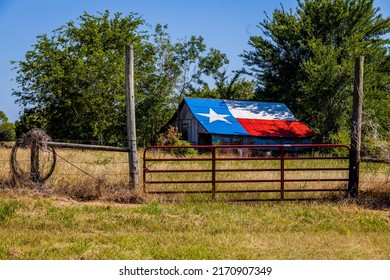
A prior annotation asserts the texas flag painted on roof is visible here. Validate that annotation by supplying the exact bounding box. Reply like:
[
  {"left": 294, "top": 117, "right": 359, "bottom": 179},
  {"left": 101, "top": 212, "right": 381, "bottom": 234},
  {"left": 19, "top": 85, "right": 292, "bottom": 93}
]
[{"left": 184, "top": 98, "right": 315, "bottom": 138}]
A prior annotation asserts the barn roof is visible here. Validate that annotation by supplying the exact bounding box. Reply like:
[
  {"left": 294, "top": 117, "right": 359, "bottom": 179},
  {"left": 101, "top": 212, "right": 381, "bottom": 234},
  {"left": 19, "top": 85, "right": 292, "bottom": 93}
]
[{"left": 183, "top": 98, "right": 315, "bottom": 138}]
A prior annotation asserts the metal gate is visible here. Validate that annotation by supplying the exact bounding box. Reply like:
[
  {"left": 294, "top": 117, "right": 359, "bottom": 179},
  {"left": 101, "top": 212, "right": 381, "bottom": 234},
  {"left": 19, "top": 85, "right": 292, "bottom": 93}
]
[{"left": 143, "top": 144, "right": 351, "bottom": 201}]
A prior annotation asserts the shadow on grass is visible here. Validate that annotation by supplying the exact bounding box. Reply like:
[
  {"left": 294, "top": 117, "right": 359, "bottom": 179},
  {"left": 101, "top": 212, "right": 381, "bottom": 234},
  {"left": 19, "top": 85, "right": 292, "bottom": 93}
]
[{"left": 355, "top": 188, "right": 390, "bottom": 210}]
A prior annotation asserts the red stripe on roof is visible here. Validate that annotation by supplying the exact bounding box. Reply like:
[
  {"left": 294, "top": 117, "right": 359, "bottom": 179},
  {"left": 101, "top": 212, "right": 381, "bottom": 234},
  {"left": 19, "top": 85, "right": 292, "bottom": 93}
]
[{"left": 236, "top": 119, "right": 315, "bottom": 138}]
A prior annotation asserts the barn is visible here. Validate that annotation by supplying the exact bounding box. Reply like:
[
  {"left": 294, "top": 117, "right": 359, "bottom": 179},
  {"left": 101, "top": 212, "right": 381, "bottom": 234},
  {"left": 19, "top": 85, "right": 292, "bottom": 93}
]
[{"left": 165, "top": 98, "right": 315, "bottom": 146}]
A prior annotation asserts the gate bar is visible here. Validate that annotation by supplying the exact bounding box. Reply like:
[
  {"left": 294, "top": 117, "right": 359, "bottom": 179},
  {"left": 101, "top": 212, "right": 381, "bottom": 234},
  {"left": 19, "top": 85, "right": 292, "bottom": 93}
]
[{"left": 143, "top": 144, "right": 351, "bottom": 200}]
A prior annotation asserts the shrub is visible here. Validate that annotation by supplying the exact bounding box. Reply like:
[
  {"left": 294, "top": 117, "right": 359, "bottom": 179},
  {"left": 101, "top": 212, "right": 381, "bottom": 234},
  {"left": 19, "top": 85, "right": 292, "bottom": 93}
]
[
  {"left": 157, "top": 126, "right": 197, "bottom": 156},
  {"left": 172, "top": 140, "right": 198, "bottom": 156},
  {"left": 157, "top": 125, "right": 182, "bottom": 146}
]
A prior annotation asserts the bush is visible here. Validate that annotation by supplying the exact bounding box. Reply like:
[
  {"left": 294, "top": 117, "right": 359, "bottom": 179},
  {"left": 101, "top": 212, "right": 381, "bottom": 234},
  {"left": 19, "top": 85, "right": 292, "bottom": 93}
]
[
  {"left": 363, "top": 136, "right": 390, "bottom": 160},
  {"left": 172, "top": 140, "right": 198, "bottom": 156},
  {"left": 157, "top": 126, "right": 197, "bottom": 156},
  {"left": 157, "top": 125, "right": 181, "bottom": 146}
]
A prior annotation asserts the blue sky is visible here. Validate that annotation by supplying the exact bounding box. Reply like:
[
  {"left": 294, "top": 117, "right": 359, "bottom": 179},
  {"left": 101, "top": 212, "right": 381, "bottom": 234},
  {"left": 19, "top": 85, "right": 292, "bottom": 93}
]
[{"left": 1, "top": 0, "right": 389, "bottom": 122}]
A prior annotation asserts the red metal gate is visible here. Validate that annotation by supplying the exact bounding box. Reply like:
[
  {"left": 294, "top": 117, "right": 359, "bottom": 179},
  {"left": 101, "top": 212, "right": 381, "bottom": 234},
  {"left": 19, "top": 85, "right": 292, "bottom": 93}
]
[{"left": 143, "top": 144, "right": 351, "bottom": 201}]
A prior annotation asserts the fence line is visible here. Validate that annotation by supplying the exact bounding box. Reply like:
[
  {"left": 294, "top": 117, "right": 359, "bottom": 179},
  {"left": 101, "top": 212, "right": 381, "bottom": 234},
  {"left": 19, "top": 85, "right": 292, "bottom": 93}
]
[
  {"left": 1, "top": 143, "right": 389, "bottom": 201},
  {"left": 1, "top": 142, "right": 131, "bottom": 188},
  {"left": 54, "top": 151, "right": 100, "bottom": 181}
]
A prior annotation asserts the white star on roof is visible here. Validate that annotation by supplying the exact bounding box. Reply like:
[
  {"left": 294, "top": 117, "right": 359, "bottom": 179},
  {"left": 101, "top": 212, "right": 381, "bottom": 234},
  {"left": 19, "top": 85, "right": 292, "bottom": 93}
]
[{"left": 197, "top": 108, "right": 232, "bottom": 124}]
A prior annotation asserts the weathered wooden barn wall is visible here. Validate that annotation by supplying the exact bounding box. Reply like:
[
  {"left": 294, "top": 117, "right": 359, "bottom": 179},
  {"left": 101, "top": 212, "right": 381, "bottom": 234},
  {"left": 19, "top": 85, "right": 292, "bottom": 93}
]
[{"left": 170, "top": 102, "right": 207, "bottom": 145}]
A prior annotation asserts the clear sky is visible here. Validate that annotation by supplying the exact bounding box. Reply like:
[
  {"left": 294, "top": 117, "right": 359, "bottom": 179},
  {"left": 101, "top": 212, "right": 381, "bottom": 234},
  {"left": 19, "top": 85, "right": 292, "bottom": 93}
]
[{"left": 1, "top": 0, "right": 389, "bottom": 122}]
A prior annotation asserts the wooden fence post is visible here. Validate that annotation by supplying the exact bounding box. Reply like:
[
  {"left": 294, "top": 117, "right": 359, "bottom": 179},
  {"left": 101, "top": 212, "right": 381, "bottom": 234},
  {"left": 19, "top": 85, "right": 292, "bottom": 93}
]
[
  {"left": 125, "top": 44, "right": 139, "bottom": 190},
  {"left": 348, "top": 56, "right": 364, "bottom": 197}
]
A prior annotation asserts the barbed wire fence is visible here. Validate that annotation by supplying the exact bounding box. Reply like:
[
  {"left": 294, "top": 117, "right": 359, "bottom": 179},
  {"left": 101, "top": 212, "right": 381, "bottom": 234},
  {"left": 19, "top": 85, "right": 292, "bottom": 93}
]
[
  {"left": 2, "top": 151, "right": 390, "bottom": 185},
  {"left": 1, "top": 129, "right": 142, "bottom": 202},
  {"left": 0, "top": 130, "right": 389, "bottom": 204}
]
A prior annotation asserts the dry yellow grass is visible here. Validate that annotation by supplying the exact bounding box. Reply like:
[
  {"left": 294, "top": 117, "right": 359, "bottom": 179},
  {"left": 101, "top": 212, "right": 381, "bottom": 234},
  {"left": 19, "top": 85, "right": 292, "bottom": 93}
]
[
  {"left": 1, "top": 145, "right": 389, "bottom": 204},
  {"left": 1, "top": 146, "right": 141, "bottom": 203},
  {"left": 0, "top": 145, "right": 389, "bottom": 259}
]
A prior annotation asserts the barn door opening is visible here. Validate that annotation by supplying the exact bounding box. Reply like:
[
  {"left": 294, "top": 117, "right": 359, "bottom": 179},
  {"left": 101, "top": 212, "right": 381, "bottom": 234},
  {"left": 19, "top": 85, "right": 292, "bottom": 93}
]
[{"left": 198, "top": 133, "right": 212, "bottom": 145}]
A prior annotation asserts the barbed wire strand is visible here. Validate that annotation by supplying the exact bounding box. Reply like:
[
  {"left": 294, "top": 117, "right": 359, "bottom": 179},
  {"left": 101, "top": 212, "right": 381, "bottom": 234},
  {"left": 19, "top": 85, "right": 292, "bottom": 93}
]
[{"left": 54, "top": 151, "right": 100, "bottom": 181}]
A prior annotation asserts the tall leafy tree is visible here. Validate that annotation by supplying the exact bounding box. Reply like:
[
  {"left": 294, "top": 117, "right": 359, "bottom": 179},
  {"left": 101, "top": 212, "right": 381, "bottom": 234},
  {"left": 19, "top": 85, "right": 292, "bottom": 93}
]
[
  {"left": 12, "top": 12, "right": 229, "bottom": 146},
  {"left": 13, "top": 11, "right": 147, "bottom": 144},
  {"left": 242, "top": 0, "right": 390, "bottom": 146}
]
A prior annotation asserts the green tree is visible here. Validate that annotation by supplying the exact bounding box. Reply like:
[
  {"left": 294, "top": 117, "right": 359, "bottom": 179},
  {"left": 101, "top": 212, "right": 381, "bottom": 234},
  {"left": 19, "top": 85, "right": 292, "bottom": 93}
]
[
  {"left": 14, "top": 108, "right": 47, "bottom": 138},
  {"left": 0, "top": 111, "right": 15, "bottom": 141},
  {"left": 191, "top": 70, "right": 255, "bottom": 101},
  {"left": 13, "top": 11, "right": 147, "bottom": 145},
  {"left": 242, "top": 0, "right": 390, "bottom": 145},
  {"left": 13, "top": 12, "right": 229, "bottom": 146}
]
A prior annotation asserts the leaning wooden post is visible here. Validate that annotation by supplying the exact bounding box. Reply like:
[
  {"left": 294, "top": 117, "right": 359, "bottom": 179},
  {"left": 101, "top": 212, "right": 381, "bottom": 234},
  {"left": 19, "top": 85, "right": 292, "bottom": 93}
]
[
  {"left": 348, "top": 56, "right": 364, "bottom": 197},
  {"left": 125, "top": 44, "right": 139, "bottom": 190}
]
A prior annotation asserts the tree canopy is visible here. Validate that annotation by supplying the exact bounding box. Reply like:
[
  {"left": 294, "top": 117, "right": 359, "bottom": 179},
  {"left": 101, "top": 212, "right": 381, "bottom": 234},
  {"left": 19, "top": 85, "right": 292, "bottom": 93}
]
[
  {"left": 12, "top": 2, "right": 390, "bottom": 156},
  {"left": 13, "top": 11, "right": 230, "bottom": 146},
  {"left": 242, "top": 0, "right": 390, "bottom": 152}
]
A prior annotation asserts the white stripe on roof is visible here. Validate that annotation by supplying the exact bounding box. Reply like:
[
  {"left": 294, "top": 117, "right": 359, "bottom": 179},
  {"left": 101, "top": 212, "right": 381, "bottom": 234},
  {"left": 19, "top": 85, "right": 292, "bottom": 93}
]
[{"left": 224, "top": 100, "right": 297, "bottom": 121}]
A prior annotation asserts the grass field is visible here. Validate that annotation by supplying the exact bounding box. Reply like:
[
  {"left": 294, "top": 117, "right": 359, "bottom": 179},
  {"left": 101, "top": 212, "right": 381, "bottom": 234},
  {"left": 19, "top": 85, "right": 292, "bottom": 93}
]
[
  {"left": 0, "top": 146, "right": 389, "bottom": 259},
  {"left": 0, "top": 192, "right": 389, "bottom": 259}
]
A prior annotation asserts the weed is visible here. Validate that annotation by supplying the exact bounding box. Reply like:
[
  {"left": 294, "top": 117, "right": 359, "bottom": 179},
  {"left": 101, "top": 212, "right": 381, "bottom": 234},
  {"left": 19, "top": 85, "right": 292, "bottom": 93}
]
[
  {"left": 134, "top": 202, "right": 163, "bottom": 215},
  {"left": 0, "top": 201, "right": 18, "bottom": 223},
  {"left": 46, "top": 206, "right": 77, "bottom": 229}
]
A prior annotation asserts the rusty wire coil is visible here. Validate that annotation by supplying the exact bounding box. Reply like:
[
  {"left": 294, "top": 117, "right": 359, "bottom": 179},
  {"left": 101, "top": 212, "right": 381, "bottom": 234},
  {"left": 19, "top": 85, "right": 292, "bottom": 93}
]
[{"left": 10, "top": 129, "right": 57, "bottom": 185}]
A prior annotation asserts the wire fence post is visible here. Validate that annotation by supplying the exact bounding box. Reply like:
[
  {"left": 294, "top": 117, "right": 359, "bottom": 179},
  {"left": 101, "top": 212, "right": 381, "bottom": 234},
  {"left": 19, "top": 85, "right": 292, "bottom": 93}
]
[
  {"left": 348, "top": 56, "right": 364, "bottom": 197},
  {"left": 125, "top": 44, "right": 139, "bottom": 190}
]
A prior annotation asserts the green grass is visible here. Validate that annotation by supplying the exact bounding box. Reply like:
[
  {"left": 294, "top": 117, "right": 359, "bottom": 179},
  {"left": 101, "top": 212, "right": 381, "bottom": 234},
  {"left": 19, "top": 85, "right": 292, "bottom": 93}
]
[
  {"left": 0, "top": 193, "right": 389, "bottom": 260},
  {"left": 0, "top": 200, "right": 18, "bottom": 223},
  {"left": 0, "top": 147, "right": 389, "bottom": 259}
]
